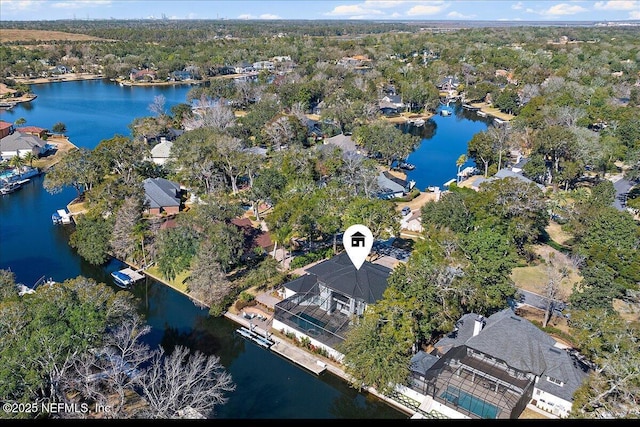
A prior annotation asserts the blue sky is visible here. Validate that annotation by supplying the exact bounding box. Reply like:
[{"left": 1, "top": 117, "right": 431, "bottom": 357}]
[{"left": 0, "top": 1, "right": 638, "bottom": 21}]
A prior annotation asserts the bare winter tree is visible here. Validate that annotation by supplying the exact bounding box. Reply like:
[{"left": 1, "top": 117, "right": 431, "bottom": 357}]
[
  {"left": 341, "top": 151, "right": 379, "bottom": 197},
  {"left": 148, "top": 95, "right": 166, "bottom": 117},
  {"left": 109, "top": 195, "right": 144, "bottom": 263},
  {"left": 137, "top": 345, "right": 235, "bottom": 419},
  {"left": 264, "top": 115, "right": 295, "bottom": 149},
  {"left": 541, "top": 251, "right": 573, "bottom": 328},
  {"left": 184, "top": 95, "right": 236, "bottom": 131},
  {"left": 59, "top": 315, "right": 152, "bottom": 418},
  {"left": 290, "top": 101, "right": 308, "bottom": 123},
  {"left": 487, "top": 124, "right": 511, "bottom": 171}
]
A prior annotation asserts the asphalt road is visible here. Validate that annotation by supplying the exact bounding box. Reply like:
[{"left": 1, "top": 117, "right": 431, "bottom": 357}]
[{"left": 612, "top": 177, "right": 636, "bottom": 211}]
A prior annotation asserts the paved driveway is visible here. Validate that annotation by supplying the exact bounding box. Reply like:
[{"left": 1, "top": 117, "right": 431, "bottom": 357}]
[{"left": 611, "top": 176, "right": 636, "bottom": 211}]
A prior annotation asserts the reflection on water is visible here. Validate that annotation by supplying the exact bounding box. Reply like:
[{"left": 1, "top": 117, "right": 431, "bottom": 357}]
[{"left": 0, "top": 81, "right": 406, "bottom": 419}]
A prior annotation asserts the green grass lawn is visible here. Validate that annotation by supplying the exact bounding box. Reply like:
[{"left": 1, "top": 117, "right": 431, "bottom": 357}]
[
  {"left": 145, "top": 266, "right": 189, "bottom": 293},
  {"left": 511, "top": 261, "right": 580, "bottom": 297}
]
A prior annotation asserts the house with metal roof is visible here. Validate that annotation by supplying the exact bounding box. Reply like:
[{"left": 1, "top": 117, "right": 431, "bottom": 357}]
[
  {"left": 408, "top": 309, "right": 589, "bottom": 419},
  {"left": 273, "top": 252, "right": 392, "bottom": 361},
  {"left": 142, "top": 177, "right": 183, "bottom": 216}
]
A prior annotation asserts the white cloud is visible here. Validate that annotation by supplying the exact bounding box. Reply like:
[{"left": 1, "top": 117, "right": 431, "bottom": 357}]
[
  {"left": 541, "top": 3, "right": 589, "bottom": 16},
  {"left": 0, "top": 0, "right": 39, "bottom": 11},
  {"left": 52, "top": 0, "right": 111, "bottom": 9},
  {"left": 512, "top": 1, "right": 524, "bottom": 10},
  {"left": 406, "top": 1, "right": 448, "bottom": 16},
  {"left": 594, "top": 1, "right": 640, "bottom": 10},
  {"left": 325, "top": 4, "right": 384, "bottom": 17},
  {"left": 447, "top": 11, "right": 475, "bottom": 19},
  {"left": 238, "top": 13, "right": 255, "bottom": 19},
  {"left": 362, "top": 0, "right": 409, "bottom": 8},
  {"left": 259, "top": 14, "right": 281, "bottom": 19},
  {"left": 630, "top": 10, "right": 640, "bottom": 18}
]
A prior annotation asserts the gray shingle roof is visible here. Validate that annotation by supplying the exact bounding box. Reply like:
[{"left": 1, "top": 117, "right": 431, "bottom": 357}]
[
  {"left": 283, "top": 274, "right": 318, "bottom": 295},
  {"left": 435, "top": 308, "right": 589, "bottom": 401},
  {"left": 0, "top": 132, "right": 46, "bottom": 152},
  {"left": 411, "top": 351, "right": 440, "bottom": 376},
  {"left": 143, "top": 177, "right": 181, "bottom": 209},
  {"left": 325, "top": 133, "right": 357, "bottom": 153},
  {"left": 473, "top": 168, "right": 545, "bottom": 191},
  {"left": 304, "top": 252, "right": 391, "bottom": 304},
  {"left": 377, "top": 171, "right": 407, "bottom": 194}
]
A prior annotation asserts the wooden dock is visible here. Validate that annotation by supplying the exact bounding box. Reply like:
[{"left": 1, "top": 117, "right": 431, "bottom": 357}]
[{"left": 235, "top": 326, "right": 274, "bottom": 348}]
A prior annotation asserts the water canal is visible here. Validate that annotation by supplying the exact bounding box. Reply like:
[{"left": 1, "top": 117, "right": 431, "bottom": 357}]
[
  {"left": 403, "top": 104, "right": 492, "bottom": 190},
  {"left": 0, "top": 80, "right": 402, "bottom": 419},
  {"left": 0, "top": 80, "right": 491, "bottom": 418}
]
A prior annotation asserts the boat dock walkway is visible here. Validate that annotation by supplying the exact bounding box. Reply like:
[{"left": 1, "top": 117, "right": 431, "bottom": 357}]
[
  {"left": 224, "top": 311, "right": 327, "bottom": 375},
  {"left": 118, "top": 267, "right": 145, "bottom": 282}
]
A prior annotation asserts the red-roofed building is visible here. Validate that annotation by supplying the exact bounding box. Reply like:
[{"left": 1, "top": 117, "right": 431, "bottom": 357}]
[
  {"left": 231, "top": 217, "right": 274, "bottom": 259},
  {"left": 17, "top": 126, "right": 47, "bottom": 138},
  {"left": 0, "top": 121, "right": 14, "bottom": 139}
]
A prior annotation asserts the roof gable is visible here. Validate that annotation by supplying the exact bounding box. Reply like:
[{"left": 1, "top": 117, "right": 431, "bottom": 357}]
[
  {"left": 305, "top": 252, "right": 391, "bottom": 303},
  {"left": 143, "top": 177, "right": 181, "bottom": 209},
  {"left": 0, "top": 132, "right": 46, "bottom": 151}
]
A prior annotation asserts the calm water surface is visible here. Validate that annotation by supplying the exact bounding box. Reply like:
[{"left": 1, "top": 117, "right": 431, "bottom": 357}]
[
  {"left": 403, "top": 104, "right": 492, "bottom": 189},
  {"left": 0, "top": 80, "right": 404, "bottom": 419}
]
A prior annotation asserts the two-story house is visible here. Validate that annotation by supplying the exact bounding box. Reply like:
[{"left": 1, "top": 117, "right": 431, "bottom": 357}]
[
  {"left": 272, "top": 252, "right": 391, "bottom": 361},
  {"left": 407, "top": 309, "right": 589, "bottom": 419}
]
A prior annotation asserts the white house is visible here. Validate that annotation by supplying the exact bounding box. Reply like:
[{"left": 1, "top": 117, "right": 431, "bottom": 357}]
[
  {"left": 0, "top": 132, "right": 47, "bottom": 160},
  {"left": 149, "top": 139, "right": 173, "bottom": 166}
]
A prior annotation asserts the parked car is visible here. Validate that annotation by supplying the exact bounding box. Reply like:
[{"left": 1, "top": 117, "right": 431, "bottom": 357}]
[{"left": 401, "top": 206, "right": 411, "bottom": 216}]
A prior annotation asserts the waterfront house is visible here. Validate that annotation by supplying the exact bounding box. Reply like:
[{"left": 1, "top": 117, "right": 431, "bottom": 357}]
[
  {"left": 408, "top": 309, "right": 589, "bottom": 419},
  {"left": 253, "top": 61, "right": 275, "bottom": 71},
  {"left": 472, "top": 168, "right": 546, "bottom": 192},
  {"left": 0, "top": 132, "right": 47, "bottom": 160},
  {"left": 142, "top": 177, "right": 183, "bottom": 216},
  {"left": 273, "top": 252, "right": 391, "bottom": 361},
  {"left": 379, "top": 94, "right": 404, "bottom": 115},
  {"left": 234, "top": 61, "right": 255, "bottom": 74},
  {"left": 0, "top": 121, "right": 14, "bottom": 139},
  {"left": 129, "top": 68, "right": 157, "bottom": 82},
  {"left": 17, "top": 126, "right": 48, "bottom": 139},
  {"left": 377, "top": 171, "right": 415, "bottom": 199},
  {"left": 169, "top": 70, "right": 195, "bottom": 81},
  {"left": 437, "top": 76, "right": 460, "bottom": 92}
]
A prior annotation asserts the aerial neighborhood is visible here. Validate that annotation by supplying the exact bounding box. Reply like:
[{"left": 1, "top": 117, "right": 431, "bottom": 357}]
[{"left": 0, "top": 6, "right": 639, "bottom": 421}]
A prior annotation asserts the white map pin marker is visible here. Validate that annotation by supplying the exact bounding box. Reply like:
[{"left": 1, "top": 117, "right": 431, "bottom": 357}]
[{"left": 343, "top": 224, "right": 373, "bottom": 270}]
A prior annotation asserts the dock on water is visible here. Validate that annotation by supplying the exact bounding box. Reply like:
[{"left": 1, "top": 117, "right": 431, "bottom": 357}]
[
  {"left": 235, "top": 326, "right": 274, "bottom": 348},
  {"left": 224, "top": 311, "right": 327, "bottom": 375}
]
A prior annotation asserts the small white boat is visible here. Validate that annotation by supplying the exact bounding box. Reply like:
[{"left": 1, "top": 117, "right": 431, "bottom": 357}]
[{"left": 399, "top": 162, "right": 416, "bottom": 171}]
